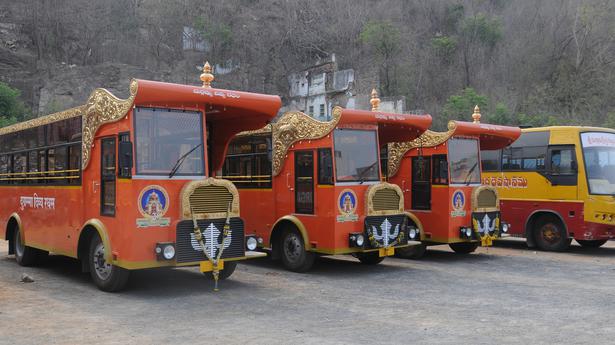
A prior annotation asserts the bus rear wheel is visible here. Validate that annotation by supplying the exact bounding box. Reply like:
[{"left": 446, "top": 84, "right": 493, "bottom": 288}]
[
  {"left": 355, "top": 251, "right": 385, "bottom": 265},
  {"left": 203, "top": 261, "right": 237, "bottom": 280},
  {"left": 13, "top": 226, "right": 47, "bottom": 266},
  {"left": 280, "top": 229, "right": 314, "bottom": 272},
  {"left": 449, "top": 242, "right": 479, "bottom": 254},
  {"left": 576, "top": 239, "right": 607, "bottom": 248},
  {"left": 88, "top": 234, "right": 130, "bottom": 292},
  {"left": 395, "top": 243, "right": 427, "bottom": 259},
  {"left": 533, "top": 216, "right": 570, "bottom": 252}
]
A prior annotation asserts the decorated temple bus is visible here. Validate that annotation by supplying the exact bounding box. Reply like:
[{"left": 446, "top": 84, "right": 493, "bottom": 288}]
[
  {"left": 384, "top": 106, "right": 521, "bottom": 258},
  {"left": 482, "top": 126, "right": 615, "bottom": 251},
  {"left": 0, "top": 63, "right": 278, "bottom": 291},
  {"left": 219, "top": 91, "right": 431, "bottom": 271}
]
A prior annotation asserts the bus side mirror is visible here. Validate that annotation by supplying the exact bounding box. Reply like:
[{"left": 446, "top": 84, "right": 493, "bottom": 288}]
[{"left": 118, "top": 141, "right": 133, "bottom": 177}]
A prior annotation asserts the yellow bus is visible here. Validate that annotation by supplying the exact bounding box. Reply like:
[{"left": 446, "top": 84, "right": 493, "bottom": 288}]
[{"left": 481, "top": 126, "right": 615, "bottom": 251}]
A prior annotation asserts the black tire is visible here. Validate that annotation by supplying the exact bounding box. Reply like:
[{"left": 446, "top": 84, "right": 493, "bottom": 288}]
[
  {"left": 13, "top": 226, "right": 47, "bottom": 266},
  {"left": 577, "top": 239, "right": 608, "bottom": 248},
  {"left": 449, "top": 242, "right": 479, "bottom": 254},
  {"left": 280, "top": 228, "right": 315, "bottom": 272},
  {"left": 395, "top": 243, "right": 427, "bottom": 259},
  {"left": 88, "top": 234, "right": 130, "bottom": 292},
  {"left": 355, "top": 251, "right": 385, "bottom": 265},
  {"left": 533, "top": 215, "right": 570, "bottom": 252},
  {"left": 204, "top": 261, "right": 237, "bottom": 280}
]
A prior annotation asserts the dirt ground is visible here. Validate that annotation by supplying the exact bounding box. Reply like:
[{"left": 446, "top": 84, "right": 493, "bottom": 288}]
[{"left": 1, "top": 239, "right": 615, "bottom": 345}]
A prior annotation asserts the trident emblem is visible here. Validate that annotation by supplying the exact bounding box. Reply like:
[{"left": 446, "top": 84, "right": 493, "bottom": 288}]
[
  {"left": 371, "top": 218, "right": 400, "bottom": 247},
  {"left": 190, "top": 223, "right": 232, "bottom": 258},
  {"left": 476, "top": 214, "right": 495, "bottom": 235}
]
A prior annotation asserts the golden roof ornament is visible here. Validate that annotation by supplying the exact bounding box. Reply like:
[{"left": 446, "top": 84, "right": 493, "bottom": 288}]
[
  {"left": 370, "top": 88, "right": 381, "bottom": 111},
  {"left": 200, "top": 61, "right": 214, "bottom": 88},
  {"left": 472, "top": 105, "right": 481, "bottom": 123}
]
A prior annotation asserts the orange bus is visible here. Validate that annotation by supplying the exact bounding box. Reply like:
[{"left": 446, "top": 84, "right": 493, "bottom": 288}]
[
  {"left": 219, "top": 100, "right": 432, "bottom": 271},
  {"left": 0, "top": 64, "right": 279, "bottom": 291},
  {"left": 385, "top": 107, "right": 520, "bottom": 257},
  {"left": 482, "top": 126, "right": 615, "bottom": 251}
]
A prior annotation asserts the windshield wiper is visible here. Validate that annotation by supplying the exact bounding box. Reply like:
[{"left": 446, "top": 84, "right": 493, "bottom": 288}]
[
  {"left": 357, "top": 161, "right": 379, "bottom": 185},
  {"left": 168, "top": 143, "right": 203, "bottom": 178},
  {"left": 464, "top": 162, "right": 479, "bottom": 186}
]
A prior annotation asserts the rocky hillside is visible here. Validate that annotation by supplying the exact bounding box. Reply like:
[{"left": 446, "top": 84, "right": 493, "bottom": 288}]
[{"left": 1, "top": 0, "right": 615, "bottom": 128}]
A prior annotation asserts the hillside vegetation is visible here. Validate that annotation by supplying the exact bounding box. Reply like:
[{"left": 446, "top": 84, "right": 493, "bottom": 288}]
[{"left": 1, "top": 0, "right": 614, "bottom": 129}]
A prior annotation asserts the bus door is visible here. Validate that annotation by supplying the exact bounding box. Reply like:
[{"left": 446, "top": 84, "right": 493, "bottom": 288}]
[
  {"left": 546, "top": 144, "right": 578, "bottom": 199},
  {"left": 295, "top": 151, "right": 314, "bottom": 214},
  {"left": 100, "top": 137, "right": 116, "bottom": 216},
  {"left": 411, "top": 156, "right": 431, "bottom": 210}
]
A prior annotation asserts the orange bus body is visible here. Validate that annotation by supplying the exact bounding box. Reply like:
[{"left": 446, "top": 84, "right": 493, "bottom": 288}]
[
  {"left": 386, "top": 120, "right": 520, "bottom": 255},
  {"left": 0, "top": 78, "right": 280, "bottom": 290},
  {"left": 220, "top": 107, "right": 432, "bottom": 271}
]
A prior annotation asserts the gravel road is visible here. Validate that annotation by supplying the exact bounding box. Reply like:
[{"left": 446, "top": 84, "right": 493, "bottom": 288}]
[{"left": 1, "top": 239, "right": 615, "bottom": 345}]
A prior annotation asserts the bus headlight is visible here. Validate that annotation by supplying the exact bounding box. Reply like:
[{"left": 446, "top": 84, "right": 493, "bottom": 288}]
[
  {"left": 460, "top": 227, "right": 472, "bottom": 239},
  {"left": 155, "top": 243, "right": 176, "bottom": 261},
  {"left": 246, "top": 236, "right": 258, "bottom": 251},
  {"left": 349, "top": 233, "right": 365, "bottom": 248},
  {"left": 502, "top": 223, "right": 510, "bottom": 233},
  {"left": 409, "top": 227, "right": 418, "bottom": 240}
]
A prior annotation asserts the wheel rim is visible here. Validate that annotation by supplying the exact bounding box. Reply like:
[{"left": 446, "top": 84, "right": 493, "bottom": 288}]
[
  {"left": 283, "top": 233, "right": 303, "bottom": 264},
  {"left": 541, "top": 224, "right": 561, "bottom": 244},
  {"left": 93, "top": 242, "right": 112, "bottom": 281},
  {"left": 14, "top": 229, "right": 24, "bottom": 258}
]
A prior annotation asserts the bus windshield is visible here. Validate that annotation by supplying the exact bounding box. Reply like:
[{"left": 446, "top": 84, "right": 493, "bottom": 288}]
[
  {"left": 448, "top": 137, "right": 480, "bottom": 184},
  {"left": 134, "top": 107, "right": 205, "bottom": 176},
  {"left": 333, "top": 129, "right": 380, "bottom": 182},
  {"left": 581, "top": 132, "right": 615, "bottom": 195}
]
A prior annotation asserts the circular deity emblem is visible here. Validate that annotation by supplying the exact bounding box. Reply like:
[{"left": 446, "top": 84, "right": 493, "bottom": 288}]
[
  {"left": 138, "top": 185, "right": 170, "bottom": 220},
  {"left": 452, "top": 190, "right": 465, "bottom": 211},
  {"left": 338, "top": 189, "right": 358, "bottom": 215}
]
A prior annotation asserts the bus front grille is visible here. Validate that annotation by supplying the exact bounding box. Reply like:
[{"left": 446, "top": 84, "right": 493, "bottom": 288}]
[
  {"left": 181, "top": 178, "right": 240, "bottom": 220},
  {"left": 472, "top": 186, "right": 499, "bottom": 211},
  {"left": 372, "top": 188, "right": 401, "bottom": 211},
  {"left": 190, "top": 185, "right": 234, "bottom": 214}
]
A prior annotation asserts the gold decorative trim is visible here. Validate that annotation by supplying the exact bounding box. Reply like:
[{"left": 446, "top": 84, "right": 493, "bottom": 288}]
[
  {"left": 180, "top": 178, "right": 240, "bottom": 220},
  {"left": 0, "top": 80, "right": 138, "bottom": 170},
  {"left": 265, "top": 106, "right": 341, "bottom": 176},
  {"left": 0, "top": 106, "right": 84, "bottom": 136},
  {"left": 471, "top": 185, "right": 499, "bottom": 213},
  {"left": 365, "top": 182, "right": 404, "bottom": 216},
  {"left": 82, "top": 79, "right": 138, "bottom": 169},
  {"left": 387, "top": 121, "right": 457, "bottom": 177},
  {"left": 237, "top": 124, "right": 273, "bottom": 137}
]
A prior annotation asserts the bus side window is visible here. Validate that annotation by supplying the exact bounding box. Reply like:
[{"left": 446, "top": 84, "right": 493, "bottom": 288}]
[
  {"left": 0, "top": 155, "right": 7, "bottom": 184},
  {"left": 318, "top": 148, "right": 333, "bottom": 185},
  {"left": 549, "top": 147, "right": 576, "bottom": 174},
  {"left": 546, "top": 145, "right": 577, "bottom": 186},
  {"left": 432, "top": 154, "right": 448, "bottom": 185}
]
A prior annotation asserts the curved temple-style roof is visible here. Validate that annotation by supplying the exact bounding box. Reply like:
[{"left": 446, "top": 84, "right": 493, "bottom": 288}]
[
  {"left": 239, "top": 106, "right": 432, "bottom": 176},
  {"left": 387, "top": 120, "right": 521, "bottom": 177},
  {"left": 338, "top": 108, "right": 432, "bottom": 146},
  {"left": 0, "top": 79, "right": 281, "bottom": 171}
]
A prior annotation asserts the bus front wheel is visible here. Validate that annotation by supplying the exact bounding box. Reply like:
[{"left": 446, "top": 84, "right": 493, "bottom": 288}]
[
  {"left": 204, "top": 261, "right": 237, "bottom": 280},
  {"left": 576, "top": 239, "right": 607, "bottom": 248},
  {"left": 280, "top": 229, "right": 314, "bottom": 272},
  {"left": 13, "top": 226, "right": 47, "bottom": 266},
  {"left": 88, "top": 234, "right": 130, "bottom": 292},
  {"left": 449, "top": 242, "right": 479, "bottom": 254},
  {"left": 533, "top": 216, "right": 570, "bottom": 252}
]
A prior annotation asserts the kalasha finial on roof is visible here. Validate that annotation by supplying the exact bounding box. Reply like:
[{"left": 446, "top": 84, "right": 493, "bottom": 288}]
[
  {"left": 370, "top": 88, "right": 381, "bottom": 111},
  {"left": 472, "top": 105, "right": 481, "bottom": 123},
  {"left": 200, "top": 61, "right": 214, "bottom": 88}
]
